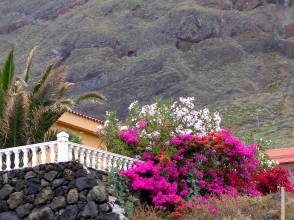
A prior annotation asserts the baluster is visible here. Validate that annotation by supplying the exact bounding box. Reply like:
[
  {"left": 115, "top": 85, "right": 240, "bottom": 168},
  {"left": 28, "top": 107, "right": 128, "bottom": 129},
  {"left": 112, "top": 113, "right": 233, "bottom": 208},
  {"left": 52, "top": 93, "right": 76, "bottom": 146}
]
[
  {"left": 68, "top": 145, "right": 73, "bottom": 161},
  {"left": 107, "top": 155, "right": 114, "bottom": 171},
  {"left": 74, "top": 147, "right": 79, "bottom": 161},
  {"left": 96, "top": 152, "right": 102, "bottom": 170},
  {"left": 128, "top": 160, "right": 134, "bottom": 169},
  {"left": 112, "top": 157, "right": 118, "bottom": 169},
  {"left": 13, "top": 150, "right": 20, "bottom": 169},
  {"left": 80, "top": 148, "right": 85, "bottom": 165},
  {"left": 0, "top": 153, "right": 3, "bottom": 171},
  {"left": 85, "top": 150, "right": 91, "bottom": 167},
  {"left": 118, "top": 158, "right": 124, "bottom": 170},
  {"left": 102, "top": 153, "right": 108, "bottom": 171},
  {"left": 23, "top": 149, "right": 29, "bottom": 168},
  {"left": 40, "top": 146, "right": 46, "bottom": 164},
  {"left": 50, "top": 144, "right": 56, "bottom": 163},
  {"left": 91, "top": 151, "right": 96, "bottom": 169},
  {"left": 5, "top": 151, "right": 11, "bottom": 170},
  {"left": 123, "top": 159, "right": 128, "bottom": 170},
  {"left": 31, "top": 147, "right": 37, "bottom": 167}
]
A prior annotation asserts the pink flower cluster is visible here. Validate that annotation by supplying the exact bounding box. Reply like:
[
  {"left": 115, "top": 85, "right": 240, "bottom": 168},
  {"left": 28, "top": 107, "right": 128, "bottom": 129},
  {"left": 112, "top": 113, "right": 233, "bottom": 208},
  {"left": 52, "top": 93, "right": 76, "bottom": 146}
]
[
  {"left": 120, "top": 130, "right": 264, "bottom": 213},
  {"left": 118, "top": 128, "right": 140, "bottom": 144}
]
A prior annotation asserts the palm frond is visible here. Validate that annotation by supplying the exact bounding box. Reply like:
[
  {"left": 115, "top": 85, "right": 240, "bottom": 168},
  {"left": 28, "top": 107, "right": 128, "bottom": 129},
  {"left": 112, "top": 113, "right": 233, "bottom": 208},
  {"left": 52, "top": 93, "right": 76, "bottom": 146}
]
[
  {"left": 23, "top": 47, "right": 37, "bottom": 82},
  {"left": 0, "top": 49, "right": 15, "bottom": 92},
  {"left": 0, "top": 48, "right": 106, "bottom": 148},
  {"left": 74, "top": 92, "right": 106, "bottom": 105},
  {"left": 32, "top": 66, "right": 65, "bottom": 105},
  {"left": 32, "top": 59, "right": 59, "bottom": 95}
]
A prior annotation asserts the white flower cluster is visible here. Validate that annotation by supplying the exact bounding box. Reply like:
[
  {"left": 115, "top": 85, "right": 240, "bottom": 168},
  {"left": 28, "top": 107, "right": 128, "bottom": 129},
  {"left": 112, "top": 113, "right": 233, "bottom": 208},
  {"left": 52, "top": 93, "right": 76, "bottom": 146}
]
[
  {"left": 258, "top": 151, "right": 278, "bottom": 167},
  {"left": 128, "top": 100, "right": 138, "bottom": 111},
  {"left": 140, "top": 103, "right": 157, "bottom": 116},
  {"left": 129, "top": 97, "right": 221, "bottom": 136},
  {"left": 171, "top": 97, "right": 221, "bottom": 134}
]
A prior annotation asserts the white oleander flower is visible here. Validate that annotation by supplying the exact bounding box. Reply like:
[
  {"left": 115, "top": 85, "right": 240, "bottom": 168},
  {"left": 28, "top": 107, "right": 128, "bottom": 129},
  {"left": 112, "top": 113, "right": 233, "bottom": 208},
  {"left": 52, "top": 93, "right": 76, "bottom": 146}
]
[{"left": 129, "top": 100, "right": 138, "bottom": 111}]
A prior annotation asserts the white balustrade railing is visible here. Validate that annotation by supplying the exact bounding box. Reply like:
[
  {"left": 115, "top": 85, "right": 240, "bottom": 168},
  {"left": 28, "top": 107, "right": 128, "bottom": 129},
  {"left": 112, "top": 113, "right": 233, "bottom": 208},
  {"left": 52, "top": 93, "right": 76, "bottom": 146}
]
[{"left": 0, "top": 132, "right": 141, "bottom": 172}]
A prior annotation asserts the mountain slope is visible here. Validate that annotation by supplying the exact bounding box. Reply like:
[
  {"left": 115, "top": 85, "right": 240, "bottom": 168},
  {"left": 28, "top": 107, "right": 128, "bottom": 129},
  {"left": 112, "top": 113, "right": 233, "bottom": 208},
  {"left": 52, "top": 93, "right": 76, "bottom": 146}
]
[{"left": 0, "top": 0, "right": 293, "bottom": 148}]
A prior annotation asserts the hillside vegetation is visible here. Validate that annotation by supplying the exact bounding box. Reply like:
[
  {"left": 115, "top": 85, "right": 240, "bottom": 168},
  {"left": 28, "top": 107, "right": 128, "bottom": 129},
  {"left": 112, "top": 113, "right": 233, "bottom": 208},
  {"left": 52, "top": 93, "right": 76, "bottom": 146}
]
[{"left": 0, "top": 0, "right": 293, "bottom": 148}]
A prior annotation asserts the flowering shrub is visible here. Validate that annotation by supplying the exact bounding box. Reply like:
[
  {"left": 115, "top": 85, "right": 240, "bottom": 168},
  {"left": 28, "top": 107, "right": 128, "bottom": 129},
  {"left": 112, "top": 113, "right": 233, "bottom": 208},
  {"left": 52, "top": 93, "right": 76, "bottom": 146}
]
[
  {"left": 101, "top": 97, "right": 221, "bottom": 157},
  {"left": 120, "top": 130, "right": 262, "bottom": 214},
  {"left": 255, "top": 166, "right": 294, "bottom": 194},
  {"left": 101, "top": 97, "right": 293, "bottom": 216}
]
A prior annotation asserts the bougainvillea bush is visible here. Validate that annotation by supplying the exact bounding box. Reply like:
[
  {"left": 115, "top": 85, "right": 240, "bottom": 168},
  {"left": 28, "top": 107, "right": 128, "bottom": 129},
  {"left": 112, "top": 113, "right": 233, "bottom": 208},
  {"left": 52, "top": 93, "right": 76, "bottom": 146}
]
[
  {"left": 101, "top": 97, "right": 293, "bottom": 217},
  {"left": 101, "top": 97, "right": 221, "bottom": 157}
]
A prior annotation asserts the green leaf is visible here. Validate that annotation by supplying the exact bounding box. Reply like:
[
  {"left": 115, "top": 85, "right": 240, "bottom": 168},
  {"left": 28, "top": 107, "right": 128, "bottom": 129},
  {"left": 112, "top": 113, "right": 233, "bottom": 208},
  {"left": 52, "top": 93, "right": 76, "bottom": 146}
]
[{"left": 0, "top": 49, "right": 15, "bottom": 92}]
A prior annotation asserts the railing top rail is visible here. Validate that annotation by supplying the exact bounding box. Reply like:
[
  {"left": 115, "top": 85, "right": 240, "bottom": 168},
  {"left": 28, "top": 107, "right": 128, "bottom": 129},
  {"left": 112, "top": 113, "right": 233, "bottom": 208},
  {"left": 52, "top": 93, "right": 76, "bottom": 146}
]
[
  {"left": 69, "top": 142, "right": 143, "bottom": 162},
  {"left": 0, "top": 141, "right": 58, "bottom": 153}
]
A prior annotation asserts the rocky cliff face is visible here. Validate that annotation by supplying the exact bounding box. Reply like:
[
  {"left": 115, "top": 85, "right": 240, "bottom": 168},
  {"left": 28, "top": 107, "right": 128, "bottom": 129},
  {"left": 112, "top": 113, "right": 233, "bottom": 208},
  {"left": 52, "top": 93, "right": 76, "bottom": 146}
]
[{"left": 0, "top": 0, "right": 293, "bottom": 147}]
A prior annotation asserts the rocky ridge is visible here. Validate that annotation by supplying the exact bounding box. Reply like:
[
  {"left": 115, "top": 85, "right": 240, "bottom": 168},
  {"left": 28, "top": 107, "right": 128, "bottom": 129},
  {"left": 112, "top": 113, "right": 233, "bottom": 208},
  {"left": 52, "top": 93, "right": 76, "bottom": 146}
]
[{"left": 0, "top": 0, "right": 293, "bottom": 147}]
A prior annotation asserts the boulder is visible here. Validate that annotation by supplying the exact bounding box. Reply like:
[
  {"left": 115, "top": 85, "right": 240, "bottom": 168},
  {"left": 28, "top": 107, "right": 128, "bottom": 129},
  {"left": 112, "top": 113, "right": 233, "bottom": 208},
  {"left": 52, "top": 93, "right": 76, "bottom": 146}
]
[
  {"left": 24, "top": 171, "right": 36, "bottom": 180},
  {"left": 75, "top": 177, "right": 96, "bottom": 190},
  {"left": 81, "top": 201, "right": 98, "bottom": 218},
  {"left": 50, "top": 196, "right": 66, "bottom": 210},
  {"left": 27, "top": 207, "right": 54, "bottom": 220},
  {"left": 15, "top": 203, "right": 33, "bottom": 218},
  {"left": 0, "top": 211, "right": 20, "bottom": 220},
  {"left": 7, "top": 192, "right": 23, "bottom": 209},
  {"left": 52, "top": 178, "right": 64, "bottom": 189},
  {"left": 44, "top": 171, "right": 58, "bottom": 182},
  {"left": 0, "top": 184, "right": 13, "bottom": 200},
  {"left": 59, "top": 205, "right": 78, "bottom": 220},
  {"left": 67, "top": 188, "right": 79, "bottom": 204},
  {"left": 87, "top": 184, "right": 108, "bottom": 203},
  {"left": 35, "top": 188, "right": 54, "bottom": 205}
]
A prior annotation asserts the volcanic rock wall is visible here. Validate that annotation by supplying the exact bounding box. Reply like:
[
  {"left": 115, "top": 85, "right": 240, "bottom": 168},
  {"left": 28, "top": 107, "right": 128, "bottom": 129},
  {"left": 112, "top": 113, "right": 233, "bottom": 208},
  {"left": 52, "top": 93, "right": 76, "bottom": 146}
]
[{"left": 0, "top": 161, "right": 119, "bottom": 220}]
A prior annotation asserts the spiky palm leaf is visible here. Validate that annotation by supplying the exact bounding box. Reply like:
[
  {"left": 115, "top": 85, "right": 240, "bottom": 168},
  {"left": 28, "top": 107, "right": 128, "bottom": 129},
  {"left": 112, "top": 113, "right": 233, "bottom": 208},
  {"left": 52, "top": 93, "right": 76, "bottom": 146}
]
[
  {"left": 75, "top": 92, "right": 106, "bottom": 105},
  {"left": 0, "top": 50, "right": 15, "bottom": 119},
  {"left": 0, "top": 48, "right": 106, "bottom": 148},
  {"left": 23, "top": 47, "right": 37, "bottom": 83}
]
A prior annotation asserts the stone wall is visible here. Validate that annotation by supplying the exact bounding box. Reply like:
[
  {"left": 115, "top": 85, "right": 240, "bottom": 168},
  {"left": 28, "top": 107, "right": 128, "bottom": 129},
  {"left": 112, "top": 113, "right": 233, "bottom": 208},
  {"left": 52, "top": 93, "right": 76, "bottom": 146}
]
[{"left": 0, "top": 161, "right": 120, "bottom": 220}]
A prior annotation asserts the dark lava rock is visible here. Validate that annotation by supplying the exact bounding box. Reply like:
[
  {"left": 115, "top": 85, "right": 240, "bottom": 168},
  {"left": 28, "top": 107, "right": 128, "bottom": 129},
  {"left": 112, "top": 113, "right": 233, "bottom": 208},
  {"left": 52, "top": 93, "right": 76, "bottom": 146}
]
[
  {"left": 81, "top": 201, "right": 98, "bottom": 218},
  {"left": 76, "top": 177, "right": 96, "bottom": 190},
  {"left": 15, "top": 203, "right": 33, "bottom": 218},
  {"left": 27, "top": 206, "right": 54, "bottom": 220},
  {"left": 44, "top": 170, "right": 58, "bottom": 182},
  {"left": 79, "top": 190, "right": 88, "bottom": 201},
  {"left": 0, "top": 201, "right": 8, "bottom": 212},
  {"left": 0, "top": 184, "right": 13, "bottom": 200},
  {"left": 67, "top": 188, "right": 79, "bottom": 204},
  {"left": 35, "top": 188, "right": 54, "bottom": 205},
  {"left": 2, "top": 173, "right": 8, "bottom": 184},
  {"left": 24, "top": 194, "right": 35, "bottom": 204},
  {"left": 24, "top": 171, "right": 36, "bottom": 179},
  {"left": 26, "top": 180, "right": 41, "bottom": 194},
  {"left": 101, "top": 212, "right": 120, "bottom": 220},
  {"left": 63, "top": 169, "right": 75, "bottom": 180},
  {"left": 75, "top": 168, "right": 88, "bottom": 178},
  {"left": 0, "top": 211, "right": 20, "bottom": 220},
  {"left": 87, "top": 184, "right": 107, "bottom": 203},
  {"left": 55, "top": 187, "right": 66, "bottom": 196},
  {"left": 98, "top": 203, "right": 112, "bottom": 213},
  {"left": 52, "top": 178, "right": 64, "bottom": 189},
  {"left": 41, "top": 179, "right": 50, "bottom": 187},
  {"left": 50, "top": 196, "right": 66, "bottom": 210},
  {"left": 7, "top": 191, "right": 23, "bottom": 209},
  {"left": 15, "top": 179, "right": 25, "bottom": 191},
  {"left": 59, "top": 205, "right": 78, "bottom": 220}
]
